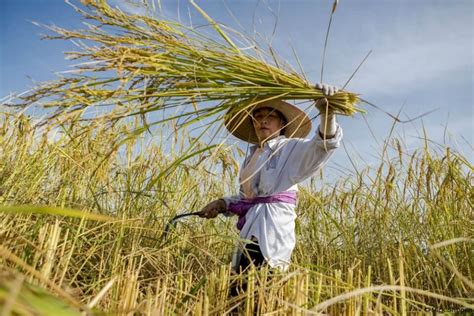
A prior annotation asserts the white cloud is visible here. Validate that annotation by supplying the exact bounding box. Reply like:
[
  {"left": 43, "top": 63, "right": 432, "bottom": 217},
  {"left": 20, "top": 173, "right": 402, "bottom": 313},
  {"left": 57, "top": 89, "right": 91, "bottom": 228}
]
[{"left": 350, "top": 39, "right": 472, "bottom": 96}]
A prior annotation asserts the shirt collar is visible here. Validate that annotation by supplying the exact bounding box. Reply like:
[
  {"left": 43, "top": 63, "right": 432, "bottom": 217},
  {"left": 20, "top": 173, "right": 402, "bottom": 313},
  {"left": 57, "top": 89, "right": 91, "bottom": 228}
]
[{"left": 250, "top": 135, "right": 287, "bottom": 152}]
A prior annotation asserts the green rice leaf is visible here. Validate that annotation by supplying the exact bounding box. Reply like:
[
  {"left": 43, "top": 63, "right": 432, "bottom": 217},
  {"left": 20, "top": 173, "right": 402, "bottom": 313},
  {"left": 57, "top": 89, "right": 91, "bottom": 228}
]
[{"left": 0, "top": 205, "right": 113, "bottom": 221}]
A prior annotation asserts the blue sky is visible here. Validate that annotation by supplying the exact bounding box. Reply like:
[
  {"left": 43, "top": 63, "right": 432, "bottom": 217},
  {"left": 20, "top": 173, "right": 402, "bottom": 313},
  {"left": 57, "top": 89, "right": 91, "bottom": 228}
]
[{"left": 1, "top": 0, "right": 472, "bottom": 180}]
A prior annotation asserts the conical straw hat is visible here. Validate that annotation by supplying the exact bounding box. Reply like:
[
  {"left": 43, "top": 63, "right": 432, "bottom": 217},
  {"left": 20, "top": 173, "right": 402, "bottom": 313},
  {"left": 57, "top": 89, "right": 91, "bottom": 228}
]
[{"left": 225, "top": 99, "right": 312, "bottom": 144}]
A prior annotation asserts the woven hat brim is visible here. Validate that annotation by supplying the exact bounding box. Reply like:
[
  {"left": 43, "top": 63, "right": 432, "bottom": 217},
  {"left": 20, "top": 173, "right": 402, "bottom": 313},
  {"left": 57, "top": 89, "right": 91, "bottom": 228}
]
[{"left": 225, "top": 99, "right": 312, "bottom": 144}]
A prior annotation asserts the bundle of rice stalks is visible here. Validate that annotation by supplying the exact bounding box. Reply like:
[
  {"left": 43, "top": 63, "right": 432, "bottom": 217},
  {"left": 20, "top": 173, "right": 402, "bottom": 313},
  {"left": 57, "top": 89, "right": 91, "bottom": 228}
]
[{"left": 8, "top": 0, "right": 361, "bottom": 132}]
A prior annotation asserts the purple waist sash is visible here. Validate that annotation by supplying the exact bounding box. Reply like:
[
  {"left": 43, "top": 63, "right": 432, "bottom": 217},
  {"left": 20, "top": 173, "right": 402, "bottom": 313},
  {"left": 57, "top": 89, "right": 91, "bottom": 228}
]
[{"left": 227, "top": 191, "right": 297, "bottom": 230}]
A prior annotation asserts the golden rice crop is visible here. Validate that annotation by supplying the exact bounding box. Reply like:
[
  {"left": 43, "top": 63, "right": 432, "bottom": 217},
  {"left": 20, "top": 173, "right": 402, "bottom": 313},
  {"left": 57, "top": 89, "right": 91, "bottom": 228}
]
[
  {"left": 0, "top": 113, "right": 472, "bottom": 314},
  {"left": 8, "top": 0, "right": 361, "bottom": 134}
]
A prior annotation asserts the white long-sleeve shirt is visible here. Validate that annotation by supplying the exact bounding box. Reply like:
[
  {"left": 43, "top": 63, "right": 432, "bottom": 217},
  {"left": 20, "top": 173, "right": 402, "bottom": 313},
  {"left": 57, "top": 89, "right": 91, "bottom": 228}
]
[{"left": 223, "top": 123, "right": 343, "bottom": 270}]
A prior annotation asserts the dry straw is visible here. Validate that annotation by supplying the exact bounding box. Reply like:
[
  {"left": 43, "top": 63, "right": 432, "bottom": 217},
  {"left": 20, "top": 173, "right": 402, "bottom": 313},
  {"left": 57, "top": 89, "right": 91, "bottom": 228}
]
[
  {"left": 0, "top": 111, "right": 472, "bottom": 314},
  {"left": 9, "top": 0, "right": 361, "bottom": 134}
]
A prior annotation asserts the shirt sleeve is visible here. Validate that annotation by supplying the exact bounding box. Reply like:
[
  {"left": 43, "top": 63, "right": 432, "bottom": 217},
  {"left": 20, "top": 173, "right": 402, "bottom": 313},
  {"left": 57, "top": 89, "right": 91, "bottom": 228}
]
[
  {"left": 221, "top": 195, "right": 241, "bottom": 207},
  {"left": 283, "top": 123, "right": 343, "bottom": 185},
  {"left": 221, "top": 194, "right": 241, "bottom": 217}
]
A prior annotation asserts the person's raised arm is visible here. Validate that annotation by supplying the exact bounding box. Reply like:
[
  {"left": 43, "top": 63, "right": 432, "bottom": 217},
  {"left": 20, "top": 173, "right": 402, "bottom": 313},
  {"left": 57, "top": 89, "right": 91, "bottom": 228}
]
[
  {"left": 281, "top": 83, "right": 343, "bottom": 185},
  {"left": 315, "top": 83, "right": 338, "bottom": 139}
]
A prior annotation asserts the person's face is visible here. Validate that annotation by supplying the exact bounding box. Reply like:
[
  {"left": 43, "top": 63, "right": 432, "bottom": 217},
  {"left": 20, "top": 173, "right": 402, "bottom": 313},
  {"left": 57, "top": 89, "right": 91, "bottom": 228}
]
[{"left": 252, "top": 107, "right": 285, "bottom": 144}]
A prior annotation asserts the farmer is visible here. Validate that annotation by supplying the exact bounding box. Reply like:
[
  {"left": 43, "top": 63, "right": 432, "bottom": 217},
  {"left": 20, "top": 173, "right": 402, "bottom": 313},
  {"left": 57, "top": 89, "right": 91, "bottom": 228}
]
[{"left": 199, "top": 83, "right": 342, "bottom": 273}]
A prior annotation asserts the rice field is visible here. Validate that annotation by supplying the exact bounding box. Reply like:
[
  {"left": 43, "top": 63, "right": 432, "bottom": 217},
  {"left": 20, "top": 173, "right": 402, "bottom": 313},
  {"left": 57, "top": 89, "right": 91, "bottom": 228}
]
[
  {"left": 1, "top": 0, "right": 473, "bottom": 315},
  {"left": 0, "top": 112, "right": 472, "bottom": 315}
]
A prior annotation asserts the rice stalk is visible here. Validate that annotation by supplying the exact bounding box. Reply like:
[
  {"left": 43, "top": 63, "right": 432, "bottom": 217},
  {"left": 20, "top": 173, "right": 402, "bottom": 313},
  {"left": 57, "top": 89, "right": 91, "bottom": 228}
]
[
  {"left": 1, "top": 94, "right": 472, "bottom": 313},
  {"left": 7, "top": 0, "right": 361, "bottom": 137}
]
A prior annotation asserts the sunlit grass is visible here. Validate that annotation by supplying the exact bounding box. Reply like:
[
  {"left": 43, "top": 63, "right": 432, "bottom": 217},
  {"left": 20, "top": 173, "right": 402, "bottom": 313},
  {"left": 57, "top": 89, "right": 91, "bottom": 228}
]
[
  {"left": 1, "top": 0, "right": 472, "bottom": 314},
  {"left": 0, "top": 113, "right": 472, "bottom": 314}
]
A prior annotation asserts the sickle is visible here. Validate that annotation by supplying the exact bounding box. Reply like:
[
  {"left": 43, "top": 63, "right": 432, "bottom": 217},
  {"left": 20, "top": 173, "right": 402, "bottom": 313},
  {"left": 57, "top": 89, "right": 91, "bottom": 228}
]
[
  {"left": 160, "top": 207, "right": 228, "bottom": 246},
  {"left": 159, "top": 211, "right": 203, "bottom": 245}
]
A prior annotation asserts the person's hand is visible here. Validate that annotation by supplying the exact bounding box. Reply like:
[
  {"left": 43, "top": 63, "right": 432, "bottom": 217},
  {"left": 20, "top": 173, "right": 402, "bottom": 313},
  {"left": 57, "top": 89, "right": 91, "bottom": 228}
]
[
  {"left": 314, "top": 83, "right": 339, "bottom": 115},
  {"left": 199, "top": 199, "right": 226, "bottom": 219},
  {"left": 315, "top": 83, "right": 339, "bottom": 96},
  {"left": 315, "top": 98, "right": 331, "bottom": 115}
]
